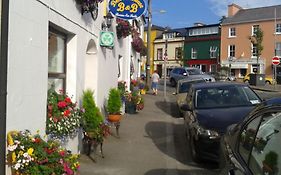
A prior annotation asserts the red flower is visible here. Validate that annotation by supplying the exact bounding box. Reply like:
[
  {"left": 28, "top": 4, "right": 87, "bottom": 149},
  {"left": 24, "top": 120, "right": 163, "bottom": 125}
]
[
  {"left": 64, "top": 110, "right": 70, "bottom": 117},
  {"left": 33, "top": 138, "right": 41, "bottom": 143},
  {"left": 58, "top": 101, "right": 67, "bottom": 108},
  {"left": 65, "top": 97, "right": 72, "bottom": 103},
  {"left": 59, "top": 150, "right": 65, "bottom": 157}
]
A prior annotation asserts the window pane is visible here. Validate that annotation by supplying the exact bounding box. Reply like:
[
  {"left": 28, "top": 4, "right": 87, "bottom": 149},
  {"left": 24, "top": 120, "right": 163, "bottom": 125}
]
[
  {"left": 239, "top": 115, "right": 262, "bottom": 165},
  {"left": 48, "top": 32, "right": 65, "bottom": 73},
  {"left": 48, "top": 78, "right": 64, "bottom": 92},
  {"left": 249, "top": 112, "right": 281, "bottom": 175}
]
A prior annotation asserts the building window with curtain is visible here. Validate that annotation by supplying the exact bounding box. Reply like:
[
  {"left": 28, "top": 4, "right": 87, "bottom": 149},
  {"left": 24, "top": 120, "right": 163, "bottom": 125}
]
[
  {"left": 228, "top": 45, "right": 235, "bottom": 57},
  {"left": 252, "top": 25, "right": 259, "bottom": 36},
  {"left": 276, "top": 23, "right": 281, "bottom": 33},
  {"left": 48, "top": 27, "right": 67, "bottom": 91},
  {"left": 191, "top": 48, "right": 197, "bottom": 59},
  {"left": 276, "top": 42, "right": 281, "bottom": 56},
  {"left": 175, "top": 47, "right": 182, "bottom": 60},
  {"left": 157, "top": 48, "right": 163, "bottom": 60},
  {"left": 209, "top": 46, "right": 217, "bottom": 58},
  {"left": 252, "top": 44, "right": 258, "bottom": 57},
  {"left": 229, "top": 27, "right": 236, "bottom": 37}
]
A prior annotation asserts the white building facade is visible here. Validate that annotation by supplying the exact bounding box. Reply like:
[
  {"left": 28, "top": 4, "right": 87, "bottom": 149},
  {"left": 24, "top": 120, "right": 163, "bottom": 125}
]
[{"left": 3, "top": 0, "right": 144, "bottom": 173}]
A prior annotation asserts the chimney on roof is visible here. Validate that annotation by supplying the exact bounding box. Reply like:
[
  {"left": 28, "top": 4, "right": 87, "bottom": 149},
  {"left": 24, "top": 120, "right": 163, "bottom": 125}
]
[{"left": 228, "top": 3, "right": 243, "bottom": 17}]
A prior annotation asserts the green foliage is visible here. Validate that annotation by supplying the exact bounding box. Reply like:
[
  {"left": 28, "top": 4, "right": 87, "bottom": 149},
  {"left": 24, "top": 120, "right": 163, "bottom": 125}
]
[
  {"left": 264, "top": 151, "right": 278, "bottom": 167},
  {"left": 81, "top": 89, "right": 103, "bottom": 132},
  {"left": 107, "top": 88, "right": 122, "bottom": 114}
]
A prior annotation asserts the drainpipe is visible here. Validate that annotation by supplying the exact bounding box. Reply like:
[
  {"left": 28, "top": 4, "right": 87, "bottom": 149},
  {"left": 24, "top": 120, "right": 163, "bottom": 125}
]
[{"left": 0, "top": 0, "right": 9, "bottom": 174}]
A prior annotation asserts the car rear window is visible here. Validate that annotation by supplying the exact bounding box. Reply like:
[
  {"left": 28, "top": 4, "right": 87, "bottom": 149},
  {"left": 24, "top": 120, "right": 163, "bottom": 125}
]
[{"left": 195, "top": 86, "right": 261, "bottom": 108}]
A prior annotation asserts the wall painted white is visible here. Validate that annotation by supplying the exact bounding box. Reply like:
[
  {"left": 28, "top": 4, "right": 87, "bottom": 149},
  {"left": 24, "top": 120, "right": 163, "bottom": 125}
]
[{"left": 6, "top": 0, "right": 137, "bottom": 164}]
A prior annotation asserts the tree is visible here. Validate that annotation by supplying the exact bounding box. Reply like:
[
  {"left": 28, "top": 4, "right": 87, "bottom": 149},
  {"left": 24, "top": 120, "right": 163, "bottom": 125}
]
[{"left": 249, "top": 28, "right": 264, "bottom": 73}]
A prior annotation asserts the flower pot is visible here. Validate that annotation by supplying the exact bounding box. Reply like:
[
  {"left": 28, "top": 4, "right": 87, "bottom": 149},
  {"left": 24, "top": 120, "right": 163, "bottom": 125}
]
[
  {"left": 108, "top": 114, "right": 122, "bottom": 122},
  {"left": 125, "top": 102, "right": 137, "bottom": 114}
]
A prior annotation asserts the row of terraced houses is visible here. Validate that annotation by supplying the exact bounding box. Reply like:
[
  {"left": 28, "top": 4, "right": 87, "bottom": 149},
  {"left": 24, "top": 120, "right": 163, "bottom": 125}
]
[{"left": 144, "top": 3, "right": 281, "bottom": 79}]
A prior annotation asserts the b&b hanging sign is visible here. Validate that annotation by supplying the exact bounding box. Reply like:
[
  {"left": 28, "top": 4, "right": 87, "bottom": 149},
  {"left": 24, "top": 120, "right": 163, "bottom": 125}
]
[{"left": 108, "top": 0, "right": 146, "bottom": 20}]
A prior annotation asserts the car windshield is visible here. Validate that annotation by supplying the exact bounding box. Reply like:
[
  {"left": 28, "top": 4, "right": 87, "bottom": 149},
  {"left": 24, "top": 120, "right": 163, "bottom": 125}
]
[
  {"left": 178, "top": 80, "right": 205, "bottom": 93},
  {"left": 186, "top": 68, "right": 202, "bottom": 75},
  {"left": 195, "top": 86, "right": 261, "bottom": 109}
]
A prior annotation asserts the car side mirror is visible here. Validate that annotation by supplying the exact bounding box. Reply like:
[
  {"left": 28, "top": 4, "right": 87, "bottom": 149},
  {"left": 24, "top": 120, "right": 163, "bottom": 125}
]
[
  {"left": 180, "top": 104, "right": 191, "bottom": 111},
  {"left": 172, "top": 92, "right": 177, "bottom": 95}
]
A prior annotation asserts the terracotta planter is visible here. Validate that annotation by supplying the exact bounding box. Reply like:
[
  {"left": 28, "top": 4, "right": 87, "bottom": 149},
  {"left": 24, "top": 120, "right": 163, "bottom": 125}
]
[{"left": 108, "top": 114, "right": 122, "bottom": 122}]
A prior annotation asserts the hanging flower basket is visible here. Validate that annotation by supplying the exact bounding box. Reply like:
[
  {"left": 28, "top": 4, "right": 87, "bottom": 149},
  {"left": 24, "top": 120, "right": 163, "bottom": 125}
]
[
  {"left": 116, "top": 19, "right": 132, "bottom": 39},
  {"left": 76, "top": 0, "right": 104, "bottom": 20}
]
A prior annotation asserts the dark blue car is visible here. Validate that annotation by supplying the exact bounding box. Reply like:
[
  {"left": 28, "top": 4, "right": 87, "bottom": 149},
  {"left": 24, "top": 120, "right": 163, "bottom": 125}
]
[{"left": 180, "top": 82, "right": 261, "bottom": 163}]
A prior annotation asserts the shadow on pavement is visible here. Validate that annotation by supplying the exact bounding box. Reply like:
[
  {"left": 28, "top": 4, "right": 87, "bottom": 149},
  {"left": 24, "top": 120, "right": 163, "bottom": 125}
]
[
  {"left": 144, "top": 168, "right": 220, "bottom": 175},
  {"left": 155, "top": 101, "right": 181, "bottom": 118},
  {"left": 145, "top": 121, "right": 218, "bottom": 171}
]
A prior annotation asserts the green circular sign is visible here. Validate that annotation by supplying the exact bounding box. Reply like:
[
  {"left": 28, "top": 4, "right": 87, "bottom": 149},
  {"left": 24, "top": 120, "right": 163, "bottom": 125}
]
[{"left": 100, "top": 31, "right": 114, "bottom": 47}]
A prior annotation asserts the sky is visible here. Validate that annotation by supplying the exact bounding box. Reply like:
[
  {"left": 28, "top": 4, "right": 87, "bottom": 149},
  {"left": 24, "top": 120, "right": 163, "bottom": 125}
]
[{"left": 149, "top": 0, "right": 281, "bottom": 29}]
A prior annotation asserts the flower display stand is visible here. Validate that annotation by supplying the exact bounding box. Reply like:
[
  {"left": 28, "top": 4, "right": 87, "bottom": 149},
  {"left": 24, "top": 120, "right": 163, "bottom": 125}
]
[{"left": 107, "top": 114, "right": 121, "bottom": 137}]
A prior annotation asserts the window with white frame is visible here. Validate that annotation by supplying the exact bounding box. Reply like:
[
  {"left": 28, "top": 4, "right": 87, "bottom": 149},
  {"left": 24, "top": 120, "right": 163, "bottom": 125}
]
[
  {"left": 252, "top": 25, "right": 259, "bottom": 36},
  {"left": 228, "top": 45, "right": 235, "bottom": 57},
  {"left": 210, "top": 46, "right": 217, "bottom": 58},
  {"left": 276, "top": 42, "right": 281, "bottom": 56},
  {"left": 252, "top": 44, "right": 258, "bottom": 57},
  {"left": 229, "top": 27, "right": 236, "bottom": 37},
  {"left": 276, "top": 23, "right": 281, "bottom": 33},
  {"left": 157, "top": 48, "right": 163, "bottom": 60},
  {"left": 48, "top": 27, "right": 66, "bottom": 92},
  {"left": 188, "top": 26, "right": 219, "bottom": 36},
  {"left": 191, "top": 48, "right": 197, "bottom": 59}
]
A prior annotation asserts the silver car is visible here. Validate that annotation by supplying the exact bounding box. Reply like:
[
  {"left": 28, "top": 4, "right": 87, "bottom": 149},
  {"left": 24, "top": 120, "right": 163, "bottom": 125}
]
[
  {"left": 173, "top": 78, "right": 206, "bottom": 117},
  {"left": 169, "top": 67, "right": 215, "bottom": 87}
]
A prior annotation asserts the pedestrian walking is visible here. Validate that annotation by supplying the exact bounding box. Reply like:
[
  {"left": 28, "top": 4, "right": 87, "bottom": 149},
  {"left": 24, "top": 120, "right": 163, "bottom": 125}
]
[{"left": 151, "top": 70, "right": 160, "bottom": 95}]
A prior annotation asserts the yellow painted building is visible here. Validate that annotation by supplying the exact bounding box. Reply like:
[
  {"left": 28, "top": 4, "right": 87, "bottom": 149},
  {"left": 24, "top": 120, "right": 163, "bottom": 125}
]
[{"left": 143, "top": 25, "right": 165, "bottom": 75}]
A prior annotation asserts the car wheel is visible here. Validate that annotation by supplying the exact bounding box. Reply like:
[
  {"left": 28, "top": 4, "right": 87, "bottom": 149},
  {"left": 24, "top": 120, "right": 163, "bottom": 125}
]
[
  {"left": 244, "top": 80, "right": 249, "bottom": 84},
  {"left": 189, "top": 132, "right": 201, "bottom": 162},
  {"left": 170, "top": 78, "right": 176, "bottom": 87},
  {"left": 265, "top": 80, "right": 271, "bottom": 85}
]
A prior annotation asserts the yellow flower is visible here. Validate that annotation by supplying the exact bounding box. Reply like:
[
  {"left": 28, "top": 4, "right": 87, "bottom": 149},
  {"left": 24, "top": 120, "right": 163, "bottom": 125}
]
[
  {"left": 27, "top": 148, "right": 34, "bottom": 155},
  {"left": 11, "top": 152, "right": 16, "bottom": 163},
  {"left": 19, "top": 151, "right": 24, "bottom": 156}
]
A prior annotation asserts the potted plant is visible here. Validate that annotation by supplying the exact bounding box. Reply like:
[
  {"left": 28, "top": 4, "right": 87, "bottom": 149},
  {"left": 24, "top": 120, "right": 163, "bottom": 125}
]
[
  {"left": 107, "top": 88, "right": 122, "bottom": 122},
  {"left": 6, "top": 130, "right": 80, "bottom": 175},
  {"left": 81, "top": 90, "right": 110, "bottom": 155},
  {"left": 46, "top": 87, "right": 83, "bottom": 139}
]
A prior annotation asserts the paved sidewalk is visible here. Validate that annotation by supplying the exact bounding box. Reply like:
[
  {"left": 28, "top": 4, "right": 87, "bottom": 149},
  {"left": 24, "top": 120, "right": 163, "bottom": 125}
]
[{"left": 78, "top": 90, "right": 218, "bottom": 175}]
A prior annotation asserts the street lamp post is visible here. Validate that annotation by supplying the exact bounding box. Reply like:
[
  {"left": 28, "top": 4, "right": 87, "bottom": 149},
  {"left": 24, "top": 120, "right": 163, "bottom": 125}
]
[
  {"left": 146, "top": 0, "right": 152, "bottom": 85},
  {"left": 164, "top": 34, "right": 168, "bottom": 101}
]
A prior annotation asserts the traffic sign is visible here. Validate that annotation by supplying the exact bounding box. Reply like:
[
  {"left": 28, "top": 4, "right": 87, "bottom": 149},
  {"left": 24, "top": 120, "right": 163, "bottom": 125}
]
[{"left": 272, "top": 56, "right": 280, "bottom": 65}]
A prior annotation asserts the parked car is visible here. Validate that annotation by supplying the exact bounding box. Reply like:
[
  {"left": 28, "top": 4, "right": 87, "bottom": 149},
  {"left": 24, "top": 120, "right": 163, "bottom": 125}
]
[
  {"left": 206, "top": 72, "right": 236, "bottom": 81},
  {"left": 169, "top": 67, "right": 215, "bottom": 87},
  {"left": 220, "top": 97, "right": 281, "bottom": 175},
  {"left": 243, "top": 74, "right": 273, "bottom": 84},
  {"left": 180, "top": 82, "right": 261, "bottom": 163},
  {"left": 173, "top": 78, "right": 206, "bottom": 117}
]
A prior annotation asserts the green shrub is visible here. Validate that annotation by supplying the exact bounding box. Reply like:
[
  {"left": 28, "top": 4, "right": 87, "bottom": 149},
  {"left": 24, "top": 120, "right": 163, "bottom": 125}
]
[
  {"left": 81, "top": 89, "right": 103, "bottom": 132},
  {"left": 107, "top": 88, "right": 122, "bottom": 114}
]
